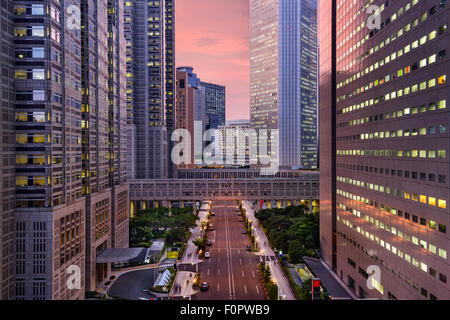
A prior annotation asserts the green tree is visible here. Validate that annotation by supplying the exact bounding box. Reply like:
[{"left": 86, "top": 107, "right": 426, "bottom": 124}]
[
  {"left": 266, "top": 282, "right": 279, "bottom": 300},
  {"left": 288, "top": 240, "right": 303, "bottom": 264},
  {"left": 193, "top": 238, "right": 206, "bottom": 251},
  {"left": 299, "top": 278, "right": 312, "bottom": 300}
]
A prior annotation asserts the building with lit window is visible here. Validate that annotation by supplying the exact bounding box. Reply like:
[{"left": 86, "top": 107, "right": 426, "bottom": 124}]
[
  {"left": 7, "top": 0, "right": 129, "bottom": 300},
  {"left": 319, "top": 0, "right": 450, "bottom": 299},
  {"left": 124, "top": 0, "right": 173, "bottom": 179},
  {"left": 217, "top": 120, "right": 251, "bottom": 167},
  {"left": 200, "top": 81, "right": 226, "bottom": 131},
  {"left": 250, "top": 0, "right": 318, "bottom": 170}
]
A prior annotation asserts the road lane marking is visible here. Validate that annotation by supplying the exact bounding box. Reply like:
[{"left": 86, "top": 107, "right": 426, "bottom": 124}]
[
  {"left": 252, "top": 271, "right": 255, "bottom": 278},
  {"left": 218, "top": 283, "right": 220, "bottom": 292},
  {"left": 207, "top": 269, "right": 210, "bottom": 276},
  {"left": 240, "top": 258, "right": 242, "bottom": 265},
  {"left": 218, "top": 269, "right": 220, "bottom": 276},
  {"left": 242, "top": 270, "right": 244, "bottom": 278},
  {"left": 244, "top": 285, "right": 247, "bottom": 294},
  {"left": 256, "top": 286, "right": 260, "bottom": 294}
]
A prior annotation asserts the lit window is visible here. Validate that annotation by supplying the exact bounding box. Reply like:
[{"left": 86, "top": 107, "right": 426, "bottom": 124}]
[
  {"left": 438, "top": 199, "right": 447, "bottom": 208},
  {"left": 438, "top": 75, "right": 447, "bottom": 84}
]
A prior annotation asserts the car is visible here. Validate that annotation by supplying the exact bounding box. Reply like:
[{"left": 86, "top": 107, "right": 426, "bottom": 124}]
[
  {"left": 209, "top": 224, "right": 214, "bottom": 230},
  {"left": 237, "top": 212, "right": 242, "bottom": 216},
  {"left": 242, "top": 230, "right": 247, "bottom": 235},
  {"left": 246, "top": 245, "right": 252, "bottom": 251},
  {"left": 207, "top": 240, "right": 212, "bottom": 246},
  {"left": 211, "top": 212, "right": 215, "bottom": 216},
  {"left": 204, "top": 251, "right": 211, "bottom": 258},
  {"left": 239, "top": 218, "right": 243, "bottom": 222},
  {"left": 201, "top": 282, "right": 209, "bottom": 291},
  {"left": 235, "top": 208, "right": 240, "bottom": 212}
]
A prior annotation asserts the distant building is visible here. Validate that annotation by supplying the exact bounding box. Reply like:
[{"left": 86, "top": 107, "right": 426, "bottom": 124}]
[
  {"left": 200, "top": 81, "right": 226, "bottom": 131},
  {"left": 250, "top": 0, "right": 318, "bottom": 169},
  {"left": 217, "top": 120, "right": 251, "bottom": 167}
]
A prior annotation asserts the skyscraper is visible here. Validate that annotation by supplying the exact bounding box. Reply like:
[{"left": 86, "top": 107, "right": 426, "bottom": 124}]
[
  {"left": 125, "top": 0, "right": 172, "bottom": 180},
  {"left": 200, "top": 81, "right": 226, "bottom": 131},
  {"left": 0, "top": 0, "right": 15, "bottom": 300},
  {"left": 319, "top": 0, "right": 449, "bottom": 299},
  {"left": 6, "top": 0, "right": 129, "bottom": 300},
  {"left": 250, "top": 0, "right": 318, "bottom": 170}
]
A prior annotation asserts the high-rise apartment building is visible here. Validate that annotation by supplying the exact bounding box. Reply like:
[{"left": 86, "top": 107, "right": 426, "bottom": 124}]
[
  {"left": 200, "top": 81, "right": 225, "bottom": 131},
  {"left": 4, "top": 0, "right": 129, "bottom": 300},
  {"left": 125, "top": 0, "right": 174, "bottom": 180},
  {"left": 319, "top": 0, "right": 450, "bottom": 299},
  {"left": 250, "top": 0, "right": 318, "bottom": 170}
]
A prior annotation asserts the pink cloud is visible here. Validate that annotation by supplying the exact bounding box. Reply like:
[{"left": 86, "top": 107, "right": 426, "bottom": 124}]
[{"left": 175, "top": 0, "right": 250, "bottom": 120}]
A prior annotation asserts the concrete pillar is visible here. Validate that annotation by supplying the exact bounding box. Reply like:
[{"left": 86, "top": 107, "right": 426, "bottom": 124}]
[{"left": 309, "top": 200, "right": 313, "bottom": 214}]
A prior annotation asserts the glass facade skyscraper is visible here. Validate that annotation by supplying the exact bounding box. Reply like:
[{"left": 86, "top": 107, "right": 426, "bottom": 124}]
[{"left": 250, "top": 0, "right": 318, "bottom": 170}]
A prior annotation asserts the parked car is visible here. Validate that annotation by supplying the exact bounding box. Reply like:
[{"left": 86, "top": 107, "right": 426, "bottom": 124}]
[
  {"left": 204, "top": 251, "right": 211, "bottom": 258},
  {"left": 242, "top": 230, "right": 247, "bottom": 235},
  {"left": 207, "top": 240, "right": 212, "bottom": 246},
  {"left": 211, "top": 212, "right": 215, "bottom": 216},
  {"left": 247, "top": 245, "right": 252, "bottom": 251},
  {"left": 235, "top": 207, "right": 240, "bottom": 212},
  {"left": 209, "top": 224, "right": 214, "bottom": 230},
  {"left": 201, "top": 282, "right": 209, "bottom": 291},
  {"left": 239, "top": 218, "right": 243, "bottom": 222}
]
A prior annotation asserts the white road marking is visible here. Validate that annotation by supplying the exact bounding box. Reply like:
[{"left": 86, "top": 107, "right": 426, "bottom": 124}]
[
  {"left": 242, "top": 270, "right": 245, "bottom": 278},
  {"left": 256, "top": 286, "right": 260, "bottom": 294},
  {"left": 207, "top": 269, "right": 210, "bottom": 276},
  {"left": 240, "top": 258, "right": 242, "bottom": 265},
  {"left": 139, "top": 297, "right": 149, "bottom": 300},
  {"left": 218, "top": 283, "right": 220, "bottom": 292},
  {"left": 252, "top": 271, "right": 255, "bottom": 278},
  {"left": 244, "top": 285, "right": 247, "bottom": 294}
]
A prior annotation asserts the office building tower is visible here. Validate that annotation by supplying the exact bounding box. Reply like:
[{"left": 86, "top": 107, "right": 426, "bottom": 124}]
[
  {"left": 250, "top": 0, "right": 318, "bottom": 169},
  {"left": 200, "top": 81, "right": 226, "bottom": 131},
  {"left": 175, "top": 67, "right": 207, "bottom": 168},
  {"left": 218, "top": 120, "right": 251, "bottom": 167},
  {"left": 319, "top": 0, "right": 449, "bottom": 299},
  {"left": 165, "top": 0, "right": 176, "bottom": 177},
  {"left": 8, "top": 0, "right": 129, "bottom": 300},
  {"left": 125, "top": 0, "right": 170, "bottom": 179},
  {"left": 0, "top": 0, "right": 15, "bottom": 300}
]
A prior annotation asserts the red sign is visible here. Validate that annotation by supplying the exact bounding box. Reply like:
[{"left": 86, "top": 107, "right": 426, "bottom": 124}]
[{"left": 313, "top": 280, "right": 321, "bottom": 288}]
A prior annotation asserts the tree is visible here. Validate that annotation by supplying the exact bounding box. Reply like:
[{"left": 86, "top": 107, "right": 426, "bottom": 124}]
[
  {"left": 266, "top": 282, "right": 279, "bottom": 300},
  {"left": 193, "top": 238, "right": 206, "bottom": 251},
  {"left": 288, "top": 240, "right": 303, "bottom": 264},
  {"left": 299, "top": 278, "right": 312, "bottom": 300}
]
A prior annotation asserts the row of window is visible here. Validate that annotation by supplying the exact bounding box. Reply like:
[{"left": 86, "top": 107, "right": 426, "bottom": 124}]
[
  {"left": 337, "top": 162, "right": 446, "bottom": 185},
  {"left": 337, "top": 175, "right": 447, "bottom": 209},
  {"left": 339, "top": 203, "right": 447, "bottom": 261},
  {"left": 338, "top": 100, "right": 446, "bottom": 128},
  {"left": 339, "top": 215, "right": 447, "bottom": 287},
  {"left": 338, "top": 125, "right": 447, "bottom": 142},
  {"left": 336, "top": 188, "right": 447, "bottom": 234},
  {"left": 337, "top": 148, "right": 447, "bottom": 161}
]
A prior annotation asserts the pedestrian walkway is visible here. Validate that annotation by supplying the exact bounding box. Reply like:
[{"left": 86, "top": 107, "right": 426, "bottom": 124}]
[
  {"left": 243, "top": 201, "right": 296, "bottom": 300},
  {"left": 170, "top": 202, "right": 210, "bottom": 299},
  {"left": 303, "top": 256, "right": 355, "bottom": 299}
]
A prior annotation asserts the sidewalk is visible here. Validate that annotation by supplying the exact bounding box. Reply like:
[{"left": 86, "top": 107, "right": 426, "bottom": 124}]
[
  {"left": 170, "top": 202, "right": 210, "bottom": 298},
  {"left": 243, "top": 201, "right": 296, "bottom": 300}
]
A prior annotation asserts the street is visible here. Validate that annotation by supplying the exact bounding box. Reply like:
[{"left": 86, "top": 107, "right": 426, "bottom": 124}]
[
  {"left": 108, "top": 268, "right": 159, "bottom": 300},
  {"left": 193, "top": 200, "right": 266, "bottom": 300}
]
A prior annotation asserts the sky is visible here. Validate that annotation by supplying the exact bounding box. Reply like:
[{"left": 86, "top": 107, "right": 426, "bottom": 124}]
[{"left": 175, "top": 0, "right": 250, "bottom": 120}]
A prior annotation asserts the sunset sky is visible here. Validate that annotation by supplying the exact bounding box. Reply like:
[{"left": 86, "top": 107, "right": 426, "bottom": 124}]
[{"left": 175, "top": 0, "right": 250, "bottom": 120}]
